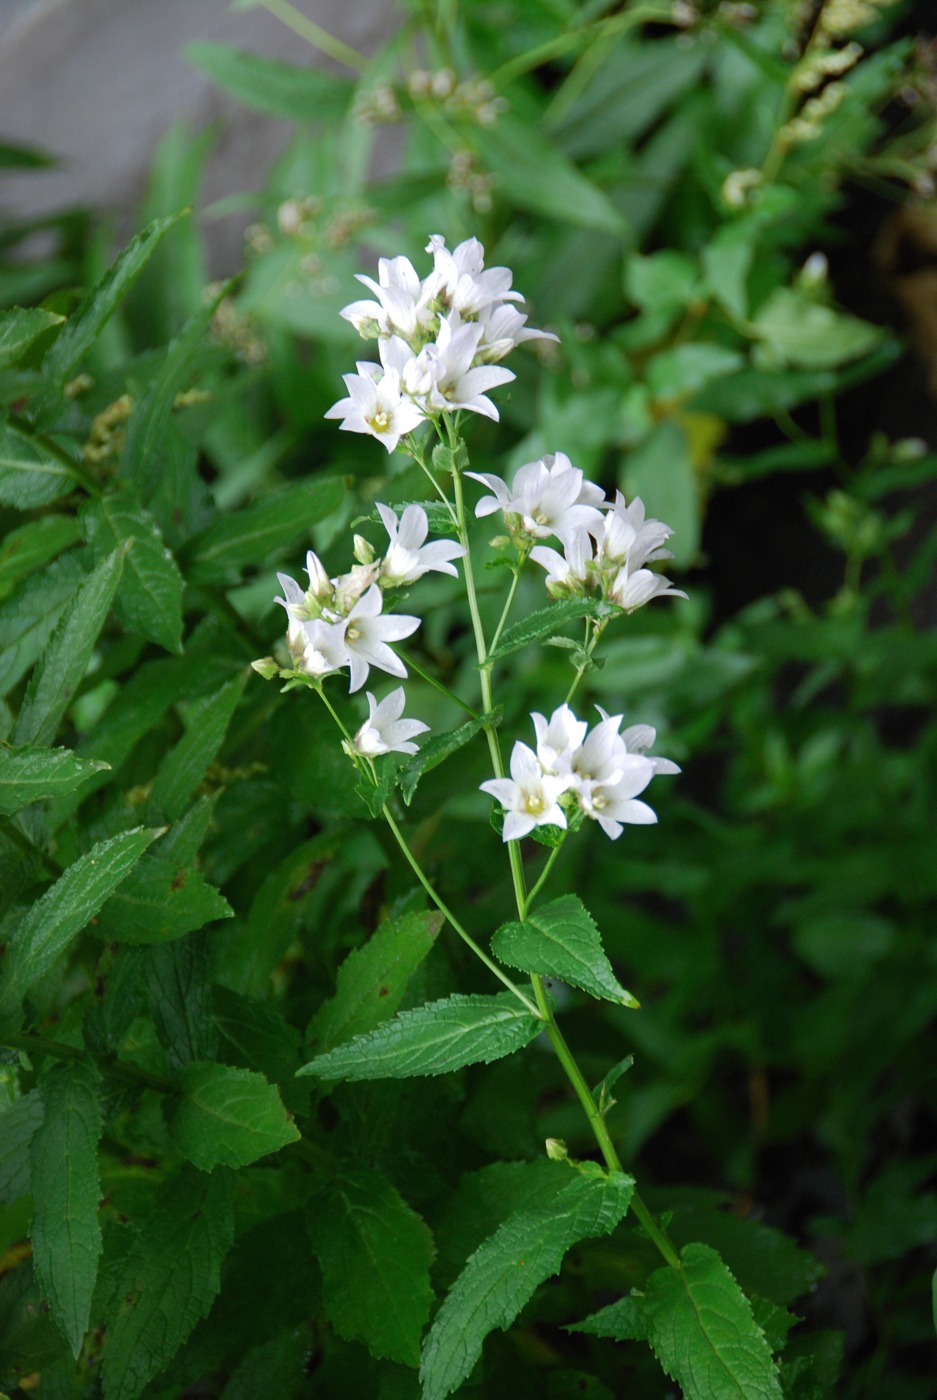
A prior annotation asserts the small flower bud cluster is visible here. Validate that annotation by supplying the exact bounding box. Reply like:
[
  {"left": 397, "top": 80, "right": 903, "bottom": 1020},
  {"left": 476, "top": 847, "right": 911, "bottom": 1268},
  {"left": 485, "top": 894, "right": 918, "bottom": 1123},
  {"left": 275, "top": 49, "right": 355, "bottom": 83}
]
[
  {"left": 469, "top": 452, "right": 686, "bottom": 614},
  {"left": 481, "top": 704, "right": 679, "bottom": 843},
  {"left": 326, "top": 235, "right": 558, "bottom": 452},
  {"left": 407, "top": 69, "right": 508, "bottom": 129}
]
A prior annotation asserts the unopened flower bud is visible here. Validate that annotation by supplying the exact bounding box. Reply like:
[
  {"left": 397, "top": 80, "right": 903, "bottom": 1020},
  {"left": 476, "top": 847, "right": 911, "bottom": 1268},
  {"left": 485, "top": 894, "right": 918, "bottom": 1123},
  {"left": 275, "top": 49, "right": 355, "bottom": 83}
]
[
  {"left": 251, "top": 656, "right": 280, "bottom": 681},
  {"left": 353, "top": 534, "right": 376, "bottom": 566},
  {"left": 545, "top": 1138, "right": 569, "bottom": 1161}
]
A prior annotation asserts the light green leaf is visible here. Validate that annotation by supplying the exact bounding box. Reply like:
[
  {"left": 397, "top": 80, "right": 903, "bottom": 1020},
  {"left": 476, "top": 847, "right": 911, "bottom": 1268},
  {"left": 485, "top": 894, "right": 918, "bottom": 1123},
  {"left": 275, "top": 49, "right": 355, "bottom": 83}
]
[
  {"left": 475, "top": 116, "right": 625, "bottom": 235},
  {"left": 621, "top": 419, "right": 698, "bottom": 568},
  {"left": 101, "top": 1167, "right": 234, "bottom": 1400},
  {"left": 626, "top": 251, "right": 699, "bottom": 314},
  {"left": 0, "top": 825, "right": 162, "bottom": 1023},
  {"left": 307, "top": 909, "right": 442, "bottom": 1053},
  {"left": 420, "top": 1170, "right": 634, "bottom": 1400},
  {"left": 0, "top": 1090, "right": 44, "bottom": 1204},
  {"left": 40, "top": 213, "right": 185, "bottom": 390},
  {"left": 0, "top": 418, "right": 76, "bottom": 508},
  {"left": 569, "top": 1292, "right": 647, "bottom": 1341},
  {"left": 186, "top": 477, "right": 345, "bottom": 582},
  {"left": 298, "top": 991, "right": 542, "bottom": 1082},
  {"left": 486, "top": 598, "right": 602, "bottom": 663},
  {"left": 400, "top": 717, "right": 484, "bottom": 806},
  {"left": 646, "top": 343, "right": 745, "bottom": 401},
  {"left": 11, "top": 544, "right": 127, "bottom": 748},
  {"left": 94, "top": 854, "right": 232, "bottom": 944},
  {"left": 186, "top": 42, "right": 354, "bottom": 121},
  {"left": 147, "top": 672, "right": 247, "bottom": 821},
  {"left": 0, "top": 551, "right": 85, "bottom": 697},
  {"left": 643, "top": 1242, "right": 783, "bottom": 1400},
  {"left": 749, "top": 287, "right": 883, "bottom": 370},
  {"left": 491, "top": 894, "right": 637, "bottom": 1007},
  {"left": 30, "top": 1059, "right": 103, "bottom": 1355},
  {"left": 168, "top": 1062, "right": 300, "bottom": 1170},
  {"left": 0, "top": 745, "right": 110, "bottom": 816},
  {"left": 0, "top": 307, "right": 63, "bottom": 369},
  {"left": 307, "top": 1168, "right": 435, "bottom": 1367},
  {"left": 80, "top": 491, "right": 184, "bottom": 653},
  {"left": 0, "top": 515, "right": 81, "bottom": 593},
  {"left": 702, "top": 224, "right": 755, "bottom": 322}
]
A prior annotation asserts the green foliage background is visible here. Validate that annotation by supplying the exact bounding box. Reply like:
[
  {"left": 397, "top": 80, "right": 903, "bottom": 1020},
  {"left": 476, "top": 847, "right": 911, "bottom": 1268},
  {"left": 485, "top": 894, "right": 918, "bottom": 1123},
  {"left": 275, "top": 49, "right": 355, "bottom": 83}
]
[{"left": 1, "top": 1, "right": 936, "bottom": 1395}]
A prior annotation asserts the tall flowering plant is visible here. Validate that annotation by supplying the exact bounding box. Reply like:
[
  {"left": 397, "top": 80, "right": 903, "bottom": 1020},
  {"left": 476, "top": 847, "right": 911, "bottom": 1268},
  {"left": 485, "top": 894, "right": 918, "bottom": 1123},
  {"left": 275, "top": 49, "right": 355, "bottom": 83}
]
[{"left": 255, "top": 236, "right": 781, "bottom": 1398}]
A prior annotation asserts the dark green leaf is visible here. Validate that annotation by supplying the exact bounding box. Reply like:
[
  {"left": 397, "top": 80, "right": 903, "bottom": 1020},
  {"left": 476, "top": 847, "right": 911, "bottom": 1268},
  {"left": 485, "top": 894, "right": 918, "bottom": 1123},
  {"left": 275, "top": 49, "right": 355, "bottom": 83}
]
[
  {"left": 147, "top": 672, "right": 247, "bottom": 821},
  {"left": 0, "top": 551, "right": 86, "bottom": 696},
  {"left": 0, "top": 308, "right": 64, "bottom": 370},
  {"left": 95, "top": 855, "right": 233, "bottom": 944},
  {"left": 145, "top": 933, "right": 218, "bottom": 1071},
  {"left": 486, "top": 598, "right": 601, "bottom": 663},
  {"left": 0, "top": 744, "right": 110, "bottom": 816},
  {"left": 0, "top": 417, "right": 76, "bottom": 508},
  {"left": 168, "top": 1062, "right": 300, "bottom": 1170},
  {"left": 491, "top": 893, "right": 638, "bottom": 1006},
  {"left": 643, "top": 1243, "right": 783, "bottom": 1400},
  {"left": 307, "top": 909, "right": 442, "bottom": 1052},
  {"left": 568, "top": 1292, "right": 647, "bottom": 1341},
  {"left": 80, "top": 490, "right": 184, "bottom": 653},
  {"left": 298, "top": 991, "right": 542, "bottom": 1082},
  {"left": 400, "top": 717, "right": 484, "bottom": 805},
  {"left": 30, "top": 1059, "right": 103, "bottom": 1355},
  {"left": 186, "top": 42, "right": 355, "bottom": 121},
  {"left": 213, "top": 985, "right": 302, "bottom": 1089},
  {"left": 420, "top": 1170, "right": 634, "bottom": 1400},
  {"left": 307, "top": 1168, "right": 435, "bottom": 1367},
  {"left": 0, "top": 1090, "right": 44, "bottom": 1205},
  {"left": 0, "top": 514, "right": 81, "bottom": 593},
  {"left": 475, "top": 117, "right": 625, "bottom": 235},
  {"left": 186, "top": 477, "right": 345, "bottom": 582}
]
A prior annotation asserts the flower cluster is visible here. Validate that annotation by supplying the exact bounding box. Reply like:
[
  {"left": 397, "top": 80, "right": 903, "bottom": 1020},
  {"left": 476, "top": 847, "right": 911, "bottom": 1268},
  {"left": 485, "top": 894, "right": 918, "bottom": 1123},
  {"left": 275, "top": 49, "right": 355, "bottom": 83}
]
[
  {"left": 481, "top": 704, "right": 679, "bottom": 843},
  {"left": 273, "top": 503, "right": 463, "bottom": 692},
  {"left": 470, "top": 451, "right": 686, "bottom": 613},
  {"left": 325, "top": 235, "right": 557, "bottom": 451}
]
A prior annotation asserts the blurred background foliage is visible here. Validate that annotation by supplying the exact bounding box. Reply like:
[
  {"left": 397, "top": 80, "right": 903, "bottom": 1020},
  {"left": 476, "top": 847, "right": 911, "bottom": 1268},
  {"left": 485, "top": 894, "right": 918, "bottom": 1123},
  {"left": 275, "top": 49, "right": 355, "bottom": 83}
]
[{"left": 2, "top": 0, "right": 937, "bottom": 1395}]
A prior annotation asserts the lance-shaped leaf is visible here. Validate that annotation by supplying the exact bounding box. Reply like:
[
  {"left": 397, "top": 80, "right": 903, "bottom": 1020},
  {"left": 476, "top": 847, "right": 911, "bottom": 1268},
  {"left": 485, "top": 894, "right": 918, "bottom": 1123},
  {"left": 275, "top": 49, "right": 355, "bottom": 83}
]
[
  {"left": 643, "top": 1243, "right": 783, "bottom": 1400},
  {"left": 567, "top": 1292, "right": 648, "bottom": 1341},
  {"left": 186, "top": 477, "right": 344, "bottom": 582},
  {"left": 420, "top": 1170, "right": 634, "bottom": 1400},
  {"left": 147, "top": 672, "right": 246, "bottom": 821},
  {"left": 186, "top": 42, "right": 354, "bottom": 122},
  {"left": 0, "top": 550, "right": 85, "bottom": 696},
  {"left": 101, "top": 1167, "right": 234, "bottom": 1400},
  {"left": 0, "top": 307, "right": 63, "bottom": 369},
  {"left": 485, "top": 597, "right": 602, "bottom": 663},
  {"left": 307, "top": 909, "right": 442, "bottom": 1053},
  {"left": 400, "top": 716, "right": 484, "bottom": 806},
  {"left": 94, "top": 855, "right": 233, "bottom": 944},
  {"left": 0, "top": 1090, "right": 44, "bottom": 1204},
  {"left": 0, "top": 514, "right": 80, "bottom": 592},
  {"left": 491, "top": 894, "right": 638, "bottom": 1007},
  {"left": 298, "top": 991, "right": 542, "bottom": 1082},
  {"left": 30, "top": 1059, "right": 103, "bottom": 1356},
  {"left": 0, "top": 825, "right": 161, "bottom": 1023},
  {"left": 12, "top": 544, "right": 127, "bottom": 748},
  {"left": 81, "top": 490, "right": 184, "bottom": 653},
  {"left": 307, "top": 1168, "right": 435, "bottom": 1367},
  {"left": 168, "top": 1062, "right": 300, "bottom": 1170},
  {"left": 0, "top": 417, "right": 77, "bottom": 508},
  {"left": 0, "top": 745, "right": 110, "bottom": 817}
]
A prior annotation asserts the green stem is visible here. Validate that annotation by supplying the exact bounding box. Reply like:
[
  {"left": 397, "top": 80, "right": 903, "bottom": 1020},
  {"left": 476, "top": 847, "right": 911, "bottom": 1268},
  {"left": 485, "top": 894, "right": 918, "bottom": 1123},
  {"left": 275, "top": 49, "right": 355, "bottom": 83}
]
[
  {"left": 522, "top": 840, "right": 564, "bottom": 915},
  {"left": 564, "top": 617, "right": 607, "bottom": 706},
  {"left": 7, "top": 412, "right": 102, "bottom": 498},
  {"left": 396, "top": 647, "right": 481, "bottom": 720},
  {"left": 3, "top": 1031, "right": 176, "bottom": 1095},
  {"left": 488, "top": 566, "right": 522, "bottom": 655},
  {"left": 405, "top": 433, "right": 457, "bottom": 522},
  {"left": 250, "top": 0, "right": 367, "bottom": 71}
]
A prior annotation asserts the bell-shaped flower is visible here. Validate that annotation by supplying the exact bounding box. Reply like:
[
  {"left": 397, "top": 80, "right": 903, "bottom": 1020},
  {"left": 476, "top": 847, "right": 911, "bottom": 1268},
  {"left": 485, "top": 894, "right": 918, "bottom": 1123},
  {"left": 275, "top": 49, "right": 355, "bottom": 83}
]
[
  {"left": 578, "top": 762, "right": 659, "bottom": 839},
  {"left": 353, "top": 687, "right": 429, "bottom": 756},
  {"left": 608, "top": 565, "right": 687, "bottom": 613},
  {"left": 424, "top": 234, "right": 522, "bottom": 319},
  {"left": 275, "top": 549, "right": 334, "bottom": 622},
  {"left": 409, "top": 313, "right": 514, "bottom": 420},
  {"left": 286, "top": 616, "right": 350, "bottom": 679},
  {"left": 340, "top": 253, "right": 435, "bottom": 343},
  {"left": 341, "top": 584, "right": 420, "bottom": 693},
  {"left": 376, "top": 503, "right": 465, "bottom": 586},
  {"left": 480, "top": 741, "right": 573, "bottom": 843},
  {"left": 324, "top": 359, "right": 425, "bottom": 454},
  {"left": 531, "top": 704, "right": 588, "bottom": 777},
  {"left": 598, "top": 492, "right": 674, "bottom": 572},
  {"left": 529, "top": 530, "right": 594, "bottom": 597},
  {"left": 468, "top": 452, "right": 606, "bottom": 550},
  {"left": 476, "top": 302, "right": 559, "bottom": 363}
]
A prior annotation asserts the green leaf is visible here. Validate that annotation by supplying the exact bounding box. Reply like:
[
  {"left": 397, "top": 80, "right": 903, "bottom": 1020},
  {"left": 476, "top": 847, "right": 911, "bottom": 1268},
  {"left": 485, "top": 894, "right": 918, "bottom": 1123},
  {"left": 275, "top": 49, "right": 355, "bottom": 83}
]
[
  {"left": 643, "top": 1243, "right": 783, "bottom": 1400},
  {"left": 749, "top": 287, "right": 883, "bottom": 370},
  {"left": 646, "top": 343, "right": 745, "bottom": 401},
  {"left": 186, "top": 42, "right": 354, "bottom": 121},
  {"left": 702, "top": 224, "right": 755, "bottom": 321},
  {"left": 0, "top": 1090, "right": 44, "bottom": 1205},
  {"left": 298, "top": 991, "right": 542, "bottom": 1082},
  {"left": 622, "top": 419, "right": 698, "bottom": 568},
  {"left": 145, "top": 933, "right": 218, "bottom": 1071},
  {"left": 307, "top": 909, "right": 442, "bottom": 1053},
  {"left": 186, "top": 477, "right": 345, "bottom": 582},
  {"left": 0, "top": 825, "right": 162, "bottom": 1024},
  {"left": 168, "top": 1062, "right": 300, "bottom": 1170},
  {"left": 94, "top": 855, "right": 233, "bottom": 944},
  {"left": 568, "top": 1292, "right": 647, "bottom": 1341},
  {"left": 213, "top": 985, "right": 302, "bottom": 1089},
  {"left": 0, "top": 744, "right": 110, "bottom": 816},
  {"left": 491, "top": 894, "right": 638, "bottom": 1007},
  {"left": 307, "top": 1168, "right": 435, "bottom": 1367},
  {"left": 0, "top": 515, "right": 81, "bottom": 593},
  {"left": 400, "top": 717, "right": 484, "bottom": 805},
  {"left": 11, "top": 544, "right": 127, "bottom": 749},
  {"left": 30, "top": 1059, "right": 103, "bottom": 1356},
  {"left": 0, "top": 551, "right": 85, "bottom": 696},
  {"left": 40, "top": 213, "right": 185, "bottom": 390},
  {"left": 101, "top": 1167, "right": 234, "bottom": 1400},
  {"left": 486, "top": 598, "right": 601, "bottom": 663},
  {"left": 0, "top": 417, "right": 76, "bottom": 508},
  {"left": 420, "top": 1170, "right": 634, "bottom": 1400},
  {"left": 0, "top": 308, "right": 64, "bottom": 370},
  {"left": 80, "top": 490, "right": 184, "bottom": 653},
  {"left": 147, "top": 672, "right": 247, "bottom": 821},
  {"left": 475, "top": 116, "right": 625, "bottom": 235}
]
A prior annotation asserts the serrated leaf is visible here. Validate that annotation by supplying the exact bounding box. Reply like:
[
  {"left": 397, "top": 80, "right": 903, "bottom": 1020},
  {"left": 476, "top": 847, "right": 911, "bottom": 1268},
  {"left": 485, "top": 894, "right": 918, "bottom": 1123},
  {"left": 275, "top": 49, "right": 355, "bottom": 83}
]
[
  {"left": 0, "top": 551, "right": 86, "bottom": 696},
  {"left": 12, "top": 544, "right": 127, "bottom": 749},
  {"left": 213, "top": 985, "right": 302, "bottom": 1088},
  {"left": 643, "top": 1243, "right": 783, "bottom": 1400},
  {"left": 186, "top": 42, "right": 354, "bottom": 121},
  {"left": 307, "top": 1168, "right": 434, "bottom": 1367},
  {"left": 145, "top": 933, "right": 218, "bottom": 1071},
  {"left": 0, "top": 744, "right": 110, "bottom": 816},
  {"left": 568, "top": 1292, "right": 647, "bottom": 1341},
  {"left": 400, "top": 717, "right": 484, "bottom": 805},
  {"left": 0, "top": 515, "right": 81, "bottom": 592},
  {"left": 420, "top": 1170, "right": 634, "bottom": 1400},
  {"left": 0, "top": 1090, "right": 44, "bottom": 1205},
  {"left": 298, "top": 991, "right": 542, "bottom": 1082},
  {"left": 101, "top": 1166, "right": 234, "bottom": 1400},
  {"left": 0, "top": 825, "right": 161, "bottom": 1023},
  {"left": 40, "top": 213, "right": 185, "bottom": 391},
  {"left": 168, "top": 1062, "right": 300, "bottom": 1170},
  {"left": 30, "top": 1059, "right": 103, "bottom": 1356},
  {"left": 308, "top": 909, "right": 442, "bottom": 1053},
  {"left": 186, "top": 477, "right": 344, "bottom": 582},
  {"left": 81, "top": 490, "right": 184, "bottom": 653},
  {"left": 95, "top": 855, "right": 233, "bottom": 944},
  {"left": 0, "top": 417, "right": 76, "bottom": 508},
  {"left": 0, "top": 307, "right": 63, "bottom": 369},
  {"left": 147, "top": 672, "right": 246, "bottom": 821},
  {"left": 491, "top": 894, "right": 637, "bottom": 1006},
  {"left": 486, "top": 598, "right": 601, "bottom": 663}
]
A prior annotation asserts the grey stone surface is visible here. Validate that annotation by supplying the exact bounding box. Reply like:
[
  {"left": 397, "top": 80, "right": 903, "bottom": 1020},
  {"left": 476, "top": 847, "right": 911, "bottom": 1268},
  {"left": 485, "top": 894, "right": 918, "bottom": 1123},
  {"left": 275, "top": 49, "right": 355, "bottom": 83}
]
[{"left": 0, "top": 0, "right": 395, "bottom": 268}]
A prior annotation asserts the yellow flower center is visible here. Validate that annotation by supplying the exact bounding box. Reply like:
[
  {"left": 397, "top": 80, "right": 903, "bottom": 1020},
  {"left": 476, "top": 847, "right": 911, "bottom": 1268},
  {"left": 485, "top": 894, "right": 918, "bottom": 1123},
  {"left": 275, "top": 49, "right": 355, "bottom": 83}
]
[{"left": 368, "top": 410, "right": 391, "bottom": 432}]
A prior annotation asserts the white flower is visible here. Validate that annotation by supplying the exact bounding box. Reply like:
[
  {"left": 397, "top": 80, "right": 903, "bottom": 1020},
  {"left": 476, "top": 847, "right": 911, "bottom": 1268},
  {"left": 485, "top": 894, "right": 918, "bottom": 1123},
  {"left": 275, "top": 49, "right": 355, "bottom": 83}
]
[
  {"left": 376, "top": 503, "right": 466, "bottom": 586},
  {"left": 324, "top": 360, "right": 425, "bottom": 453},
  {"left": 407, "top": 313, "right": 514, "bottom": 420},
  {"left": 578, "top": 763, "right": 659, "bottom": 839},
  {"left": 574, "top": 708, "right": 680, "bottom": 839},
  {"left": 353, "top": 687, "right": 429, "bottom": 756},
  {"left": 529, "top": 530, "right": 594, "bottom": 597},
  {"left": 476, "top": 302, "right": 559, "bottom": 363},
  {"left": 480, "top": 741, "right": 573, "bottom": 843},
  {"left": 608, "top": 566, "right": 686, "bottom": 613},
  {"left": 340, "top": 253, "right": 434, "bottom": 342},
  {"left": 275, "top": 550, "right": 334, "bottom": 621},
  {"left": 598, "top": 492, "right": 674, "bottom": 572},
  {"left": 341, "top": 584, "right": 421, "bottom": 692},
  {"left": 286, "top": 616, "right": 350, "bottom": 679},
  {"left": 468, "top": 451, "right": 606, "bottom": 550},
  {"left": 531, "top": 704, "right": 588, "bottom": 777},
  {"left": 332, "top": 562, "right": 381, "bottom": 615},
  {"left": 425, "top": 234, "right": 523, "bottom": 319}
]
